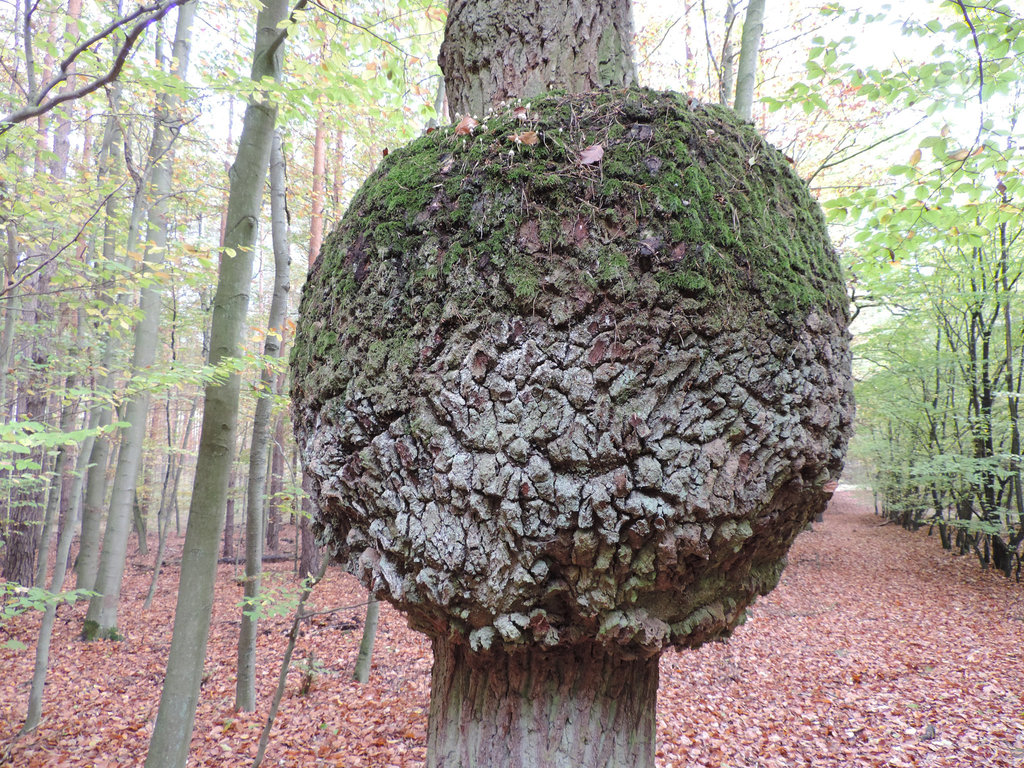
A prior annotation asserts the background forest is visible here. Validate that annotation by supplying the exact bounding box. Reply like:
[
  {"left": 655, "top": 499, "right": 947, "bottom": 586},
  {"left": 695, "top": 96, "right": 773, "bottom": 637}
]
[{"left": 0, "top": 0, "right": 1022, "bottom": 764}]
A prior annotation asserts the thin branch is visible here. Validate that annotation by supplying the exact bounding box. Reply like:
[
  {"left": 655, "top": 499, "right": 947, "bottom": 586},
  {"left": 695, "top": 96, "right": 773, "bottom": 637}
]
[
  {"left": 808, "top": 120, "right": 923, "bottom": 183},
  {"left": 307, "top": 0, "right": 411, "bottom": 57},
  {"left": 0, "top": 184, "right": 126, "bottom": 299},
  {"left": 952, "top": 0, "right": 986, "bottom": 148},
  {"left": 1, "top": 0, "right": 189, "bottom": 134}
]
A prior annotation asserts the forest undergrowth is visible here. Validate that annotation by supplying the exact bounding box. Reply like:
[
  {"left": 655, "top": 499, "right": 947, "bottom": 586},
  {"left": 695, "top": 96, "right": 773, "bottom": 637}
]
[{"left": 2, "top": 490, "right": 1022, "bottom": 767}]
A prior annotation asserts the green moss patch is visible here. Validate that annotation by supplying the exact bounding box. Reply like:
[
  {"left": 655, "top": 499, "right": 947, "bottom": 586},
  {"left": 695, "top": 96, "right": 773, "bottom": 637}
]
[{"left": 292, "top": 88, "right": 846, "bottom": 412}]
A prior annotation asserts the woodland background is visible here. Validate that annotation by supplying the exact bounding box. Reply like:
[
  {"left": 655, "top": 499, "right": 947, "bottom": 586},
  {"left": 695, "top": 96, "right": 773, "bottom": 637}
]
[{"left": 0, "top": 0, "right": 1022, "bottom": 764}]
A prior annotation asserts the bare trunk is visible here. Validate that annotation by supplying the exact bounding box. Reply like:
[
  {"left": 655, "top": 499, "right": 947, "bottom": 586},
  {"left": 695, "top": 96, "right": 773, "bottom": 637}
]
[
  {"left": 428, "top": 637, "right": 658, "bottom": 768},
  {"left": 83, "top": 2, "right": 196, "bottom": 639},
  {"left": 236, "top": 130, "right": 291, "bottom": 711},
  {"left": 732, "top": 0, "right": 765, "bottom": 120},
  {"left": 145, "top": 0, "right": 292, "bottom": 761},
  {"left": 352, "top": 598, "right": 379, "bottom": 684},
  {"left": 438, "top": 0, "right": 636, "bottom": 119}
]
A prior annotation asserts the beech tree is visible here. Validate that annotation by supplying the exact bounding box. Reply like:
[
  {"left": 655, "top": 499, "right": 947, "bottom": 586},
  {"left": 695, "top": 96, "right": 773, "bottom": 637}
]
[{"left": 145, "top": 0, "right": 297, "bottom": 762}]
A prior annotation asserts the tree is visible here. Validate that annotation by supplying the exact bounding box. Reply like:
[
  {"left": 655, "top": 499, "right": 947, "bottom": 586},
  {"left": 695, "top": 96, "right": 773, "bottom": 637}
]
[
  {"left": 235, "top": 130, "right": 291, "bottom": 711},
  {"left": 803, "top": 0, "right": 1024, "bottom": 574},
  {"left": 292, "top": 2, "right": 851, "bottom": 766},
  {"left": 145, "top": 0, "right": 299, "bottom": 762},
  {"left": 83, "top": 0, "right": 198, "bottom": 641}
]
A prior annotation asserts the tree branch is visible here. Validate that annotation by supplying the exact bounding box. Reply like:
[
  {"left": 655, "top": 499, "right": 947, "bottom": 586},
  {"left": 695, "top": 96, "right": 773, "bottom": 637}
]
[{"left": 1, "top": 0, "right": 189, "bottom": 135}]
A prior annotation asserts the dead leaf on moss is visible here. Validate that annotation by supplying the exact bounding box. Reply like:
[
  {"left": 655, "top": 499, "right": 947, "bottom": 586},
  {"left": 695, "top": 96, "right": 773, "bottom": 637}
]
[
  {"left": 454, "top": 116, "right": 479, "bottom": 136},
  {"left": 580, "top": 144, "right": 604, "bottom": 165},
  {"left": 509, "top": 131, "right": 538, "bottom": 146}
]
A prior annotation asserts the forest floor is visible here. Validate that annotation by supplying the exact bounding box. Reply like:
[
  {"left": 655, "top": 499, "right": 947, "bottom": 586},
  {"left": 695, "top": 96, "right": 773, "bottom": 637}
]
[{"left": 1, "top": 489, "right": 1023, "bottom": 767}]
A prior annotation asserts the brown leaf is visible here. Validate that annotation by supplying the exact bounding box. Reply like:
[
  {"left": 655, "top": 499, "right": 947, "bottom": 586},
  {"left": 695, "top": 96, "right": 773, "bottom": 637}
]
[
  {"left": 512, "top": 106, "right": 529, "bottom": 121},
  {"left": 509, "top": 131, "right": 539, "bottom": 146},
  {"left": 580, "top": 143, "right": 604, "bottom": 165},
  {"left": 909, "top": 148, "right": 922, "bottom": 167},
  {"left": 454, "top": 115, "right": 479, "bottom": 136}
]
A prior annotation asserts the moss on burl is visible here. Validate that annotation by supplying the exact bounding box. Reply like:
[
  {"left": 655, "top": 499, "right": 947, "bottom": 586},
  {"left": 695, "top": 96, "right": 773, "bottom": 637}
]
[
  {"left": 292, "top": 87, "right": 852, "bottom": 656},
  {"left": 292, "top": 88, "right": 846, "bottom": 414}
]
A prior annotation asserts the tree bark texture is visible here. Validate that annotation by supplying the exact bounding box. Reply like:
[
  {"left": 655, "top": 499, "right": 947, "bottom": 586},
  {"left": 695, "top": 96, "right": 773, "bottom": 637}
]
[
  {"left": 145, "top": 0, "right": 290, "bottom": 762},
  {"left": 428, "top": 636, "right": 658, "bottom": 768},
  {"left": 438, "top": 0, "right": 636, "bottom": 119}
]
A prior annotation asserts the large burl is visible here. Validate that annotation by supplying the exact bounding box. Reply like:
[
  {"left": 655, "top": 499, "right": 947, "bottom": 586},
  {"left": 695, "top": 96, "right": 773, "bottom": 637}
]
[{"left": 292, "top": 88, "right": 853, "bottom": 767}]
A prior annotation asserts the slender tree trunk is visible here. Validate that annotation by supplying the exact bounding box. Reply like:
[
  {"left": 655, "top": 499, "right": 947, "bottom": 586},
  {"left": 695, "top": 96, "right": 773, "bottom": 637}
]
[
  {"left": 352, "top": 598, "right": 379, "bottom": 684},
  {"left": 236, "top": 130, "right": 291, "bottom": 711},
  {"left": 719, "top": 0, "right": 737, "bottom": 106},
  {"left": 75, "top": 88, "right": 127, "bottom": 591},
  {"left": 266, "top": 417, "right": 284, "bottom": 552},
  {"left": 145, "top": 1, "right": 292, "bottom": 762},
  {"left": 428, "top": 638, "right": 658, "bottom": 768},
  {"left": 21, "top": 455, "right": 82, "bottom": 732},
  {"left": 732, "top": 0, "right": 765, "bottom": 121},
  {"left": 144, "top": 392, "right": 198, "bottom": 609},
  {"left": 83, "top": 2, "right": 197, "bottom": 640},
  {"left": 33, "top": 377, "right": 78, "bottom": 587}
]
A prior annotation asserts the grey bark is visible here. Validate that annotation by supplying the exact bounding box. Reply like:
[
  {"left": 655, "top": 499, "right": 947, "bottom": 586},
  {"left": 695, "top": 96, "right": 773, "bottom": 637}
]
[
  {"left": 75, "top": 88, "right": 127, "bottom": 592},
  {"left": 720, "top": 1, "right": 738, "bottom": 106},
  {"left": 144, "top": 393, "right": 198, "bottom": 609},
  {"left": 427, "top": 637, "right": 657, "bottom": 768},
  {"left": 236, "top": 130, "right": 291, "bottom": 712},
  {"left": 33, "top": 378, "right": 78, "bottom": 588},
  {"left": 294, "top": 3, "right": 852, "bottom": 767},
  {"left": 733, "top": 0, "right": 765, "bottom": 121},
  {"left": 21, "top": 443, "right": 82, "bottom": 732},
  {"left": 145, "top": 0, "right": 292, "bottom": 762},
  {"left": 352, "top": 598, "right": 379, "bottom": 684},
  {"left": 438, "top": 0, "right": 636, "bottom": 119},
  {"left": 83, "top": 0, "right": 196, "bottom": 639}
]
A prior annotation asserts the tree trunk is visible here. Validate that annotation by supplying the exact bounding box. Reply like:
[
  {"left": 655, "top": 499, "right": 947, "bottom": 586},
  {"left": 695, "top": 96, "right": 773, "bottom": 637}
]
[
  {"left": 732, "top": 0, "right": 765, "bottom": 121},
  {"left": 83, "top": 2, "right": 196, "bottom": 639},
  {"left": 352, "top": 598, "right": 379, "bottom": 684},
  {"left": 428, "top": 637, "right": 658, "bottom": 768},
  {"left": 438, "top": 0, "right": 636, "bottom": 120},
  {"left": 222, "top": 472, "right": 236, "bottom": 559},
  {"left": 236, "top": 129, "right": 291, "bottom": 712},
  {"left": 145, "top": 0, "right": 292, "bottom": 762},
  {"left": 266, "top": 417, "right": 284, "bottom": 552}
]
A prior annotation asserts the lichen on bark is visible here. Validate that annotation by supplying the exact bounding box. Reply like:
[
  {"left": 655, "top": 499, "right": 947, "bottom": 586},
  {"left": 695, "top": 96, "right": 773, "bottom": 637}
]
[{"left": 292, "top": 87, "right": 853, "bottom": 662}]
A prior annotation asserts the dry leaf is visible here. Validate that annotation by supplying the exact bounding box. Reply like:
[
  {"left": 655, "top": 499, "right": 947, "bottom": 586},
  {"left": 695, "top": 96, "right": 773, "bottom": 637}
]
[
  {"left": 946, "top": 148, "right": 970, "bottom": 162},
  {"left": 909, "top": 148, "right": 922, "bottom": 166},
  {"left": 512, "top": 106, "right": 529, "bottom": 122},
  {"left": 509, "top": 131, "right": 539, "bottom": 146},
  {"left": 454, "top": 115, "right": 479, "bottom": 136},
  {"left": 580, "top": 143, "right": 604, "bottom": 165}
]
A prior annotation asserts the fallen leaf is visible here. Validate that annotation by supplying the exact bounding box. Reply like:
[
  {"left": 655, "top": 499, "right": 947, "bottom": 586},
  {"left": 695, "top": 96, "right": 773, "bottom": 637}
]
[
  {"left": 454, "top": 116, "right": 479, "bottom": 136},
  {"left": 580, "top": 144, "right": 604, "bottom": 165},
  {"left": 509, "top": 131, "right": 539, "bottom": 146},
  {"left": 512, "top": 106, "right": 529, "bottom": 121}
]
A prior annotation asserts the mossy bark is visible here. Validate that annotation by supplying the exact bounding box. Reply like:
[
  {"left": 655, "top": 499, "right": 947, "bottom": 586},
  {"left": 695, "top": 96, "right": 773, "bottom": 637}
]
[
  {"left": 438, "top": 0, "right": 636, "bottom": 118},
  {"left": 428, "top": 636, "right": 658, "bottom": 768}
]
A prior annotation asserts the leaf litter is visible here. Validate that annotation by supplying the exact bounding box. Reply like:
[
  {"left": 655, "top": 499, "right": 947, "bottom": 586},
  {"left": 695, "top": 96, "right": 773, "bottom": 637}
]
[{"left": 1, "top": 491, "right": 1022, "bottom": 766}]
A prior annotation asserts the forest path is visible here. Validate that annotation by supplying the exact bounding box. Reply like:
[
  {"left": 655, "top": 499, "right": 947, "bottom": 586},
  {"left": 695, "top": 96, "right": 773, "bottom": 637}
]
[
  {"left": 657, "top": 489, "right": 1024, "bottom": 767},
  {"left": 2, "top": 491, "right": 1022, "bottom": 767}
]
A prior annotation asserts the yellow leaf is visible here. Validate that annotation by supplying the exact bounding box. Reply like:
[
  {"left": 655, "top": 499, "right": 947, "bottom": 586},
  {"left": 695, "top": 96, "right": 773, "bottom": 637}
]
[{"left": 909, "top": 148, "right": 922, "bottom": 166}]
